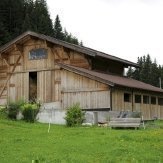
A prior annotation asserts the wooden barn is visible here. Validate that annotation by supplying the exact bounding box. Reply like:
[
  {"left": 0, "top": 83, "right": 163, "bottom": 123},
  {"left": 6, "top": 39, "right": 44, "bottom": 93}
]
[{"left": 0, "top": 31, "right": 163, "bottom": 123}]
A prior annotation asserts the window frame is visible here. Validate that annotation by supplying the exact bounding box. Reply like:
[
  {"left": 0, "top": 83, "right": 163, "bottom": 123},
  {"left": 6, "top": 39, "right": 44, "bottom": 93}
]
[
  {"left": 151, "top": 96, "right": 156, "bottom": 105},
  {"left": 158, "top": 97, "right": 163, "bottom": 106},
  {"left": 124, "top": 93, "right": 131, "bottom": 102},
  {"left": 135, "top": 94, "right": 141, "bottom": 103},
  {"left": 143, "top": 95, "right": 149, "bottom": 104},
  {"left": 29, "top": 48, "right": 48, "bottom": 60}
]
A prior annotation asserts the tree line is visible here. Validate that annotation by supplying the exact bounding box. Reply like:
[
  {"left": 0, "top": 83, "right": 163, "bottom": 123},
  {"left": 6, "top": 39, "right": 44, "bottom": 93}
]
[
  {"left": 0, "top": 0, "right": 82, "bottom": 46},
  {"left": 127, "top": 54, "right": 163, "bottom": 88}
]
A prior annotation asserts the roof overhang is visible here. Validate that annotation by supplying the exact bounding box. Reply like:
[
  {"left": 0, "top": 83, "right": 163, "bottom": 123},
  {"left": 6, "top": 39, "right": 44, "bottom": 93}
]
[
  {"left": 57, "top": 63, "right": 115, "bottom": 87},
  {"left": 57, "top": 63, "right": 163, "bottom": 94},
  {"left": 0, "top": 31, "right": 139, "bottom": 68}
]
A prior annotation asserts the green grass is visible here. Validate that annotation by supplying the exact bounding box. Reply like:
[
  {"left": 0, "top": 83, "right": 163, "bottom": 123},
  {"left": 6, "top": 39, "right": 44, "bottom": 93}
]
[{"left": 0, "top": 112, "right": 163, "bottom": 163}]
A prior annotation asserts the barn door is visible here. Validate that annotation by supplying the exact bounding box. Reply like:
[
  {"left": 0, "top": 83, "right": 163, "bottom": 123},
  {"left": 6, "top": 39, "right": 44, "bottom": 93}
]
[{"left": 29, "top": 72, "right": 37, "bottom": 102}]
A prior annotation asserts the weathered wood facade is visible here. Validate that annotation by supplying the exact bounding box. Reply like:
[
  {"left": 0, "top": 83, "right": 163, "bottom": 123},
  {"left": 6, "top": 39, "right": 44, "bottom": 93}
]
[
  {"left": 0, "top": 31, "right": 163, "bottom": 121},
  {"left": 61, "top": 70, "right": 110, "bottom": 109},
  {"left": 111, "top": 88, "right": 163, "bottom": 120},
  {"left": 0, "top": 38, "right": 90, "bottom": 104}
]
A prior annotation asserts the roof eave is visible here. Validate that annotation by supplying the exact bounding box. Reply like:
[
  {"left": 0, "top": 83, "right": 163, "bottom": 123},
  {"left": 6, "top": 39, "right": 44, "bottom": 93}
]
[
  {"left": 0, "top": 31, "right": 138, "bottom": 67},
  {"left": 57, "top": 63, "right": 115, "bottom": 87},
  {"left": 114, "top": 84, "right": 163, "bottom": 94}
]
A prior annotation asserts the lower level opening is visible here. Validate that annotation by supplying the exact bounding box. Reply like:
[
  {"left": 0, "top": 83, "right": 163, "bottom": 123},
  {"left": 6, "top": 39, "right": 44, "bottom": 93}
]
[{"left": 29, "top": 72, "right": 37, "bottom": 102}]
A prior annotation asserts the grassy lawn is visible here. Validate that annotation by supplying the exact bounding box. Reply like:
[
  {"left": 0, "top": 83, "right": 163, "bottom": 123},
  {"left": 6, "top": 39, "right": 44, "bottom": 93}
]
[{"left": 0, "top": 112, "right": 163, "bottom": 162}]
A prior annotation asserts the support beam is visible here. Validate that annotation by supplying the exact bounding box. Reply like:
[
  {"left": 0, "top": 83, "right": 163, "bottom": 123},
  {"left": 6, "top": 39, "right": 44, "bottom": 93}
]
[
  {"left": 0, "top": 53, "right": 10, "bottom": 67},
  {"left": 3, "top": 58, "right": 10, "bottom": 67},
  {"left": 51, "top": 47, "right": 63, "bottom": 62},
  {"left": 43, "top": 40, "right": 48, "bottom": 48},
  {"left": 0, "top": 53, "right": 2, "bottom": 60},
  {"left": 14, "top": 44, "right": 23, "bottom": 53},
  {"left": 0, "top": 55, "right": 22, "bottom": 98}
]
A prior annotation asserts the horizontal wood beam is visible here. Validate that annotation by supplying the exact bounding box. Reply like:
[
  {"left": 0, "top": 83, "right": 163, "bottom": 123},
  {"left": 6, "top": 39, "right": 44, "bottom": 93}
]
[
  {"left": 0, "top": 96, "right": 7, "bottom": 99},
  {"left": 0, "top": 84, "right": 15, "bottom": 88},
  {"left": 55, "top": 58, "right": 68, "bottom": 62},
  {"left": 11, "top": 67, "right": 60, "bottom": 74},
  {"left": 9, "top": 63, "right": 21, "bottom": 66},
  {"left": 0, "top": 65, "right": 8, "bottom": 69},
  {"left": 82, "top": 108, "right": 110, "bottom": 111},
  {"left": 61, "top": 88, "right": 109, "bottom": 93}
]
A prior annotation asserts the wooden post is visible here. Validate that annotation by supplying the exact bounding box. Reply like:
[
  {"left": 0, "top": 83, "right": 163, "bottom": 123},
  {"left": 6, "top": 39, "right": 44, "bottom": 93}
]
[
  {"left": 110, "top": 87, "right": 112, "bottom": 111},
  {"left": 132, "top": 90, "right": 134, "bottom": 111}
]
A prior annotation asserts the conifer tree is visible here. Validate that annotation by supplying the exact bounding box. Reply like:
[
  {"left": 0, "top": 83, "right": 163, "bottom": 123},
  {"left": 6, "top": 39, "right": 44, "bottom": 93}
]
[
  {"left": 53, "top": 15, "right": 81, "bottom": 45},
  {"left": 22, "top": 13, "right": 32, "bottom": 32},
  {"left": 150, "top": 59, "right": 160, "bottom": 87},
  {"left": 0, "top": 0, "right": 25, "bottom": 40},
  {"left": 126, "top": 66, "right": 134, "bottom": 78},
  {"left": 0, "top": 0, "right": 82, "bottom": 46},
  {"left": 53, "top": 15, "right": 64, "bottom": 40},
  {"left": 0, "top": 22, "right": 10, "bottom": 46},
  {"left": 140, "top": 54, "right": 152, "bottom": 83},
  {"left": 127, "top": 54, "right": 163, "bottom": 88}
]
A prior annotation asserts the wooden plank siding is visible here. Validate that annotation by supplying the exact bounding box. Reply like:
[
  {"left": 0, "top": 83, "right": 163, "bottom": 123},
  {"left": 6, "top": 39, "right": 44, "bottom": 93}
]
[
  {"left": 112, "top": 88, "right": 163, "bottom": 120},
  {"left": 0, "top": 59, "right": 9, "bottom": 104},
  {"left": 61, "top": 70, "right": 110, "bottom": 109},
  {"left": 112, "top": 89, "right": 132, "bottom": 111},
  {"left": 0, "top": 37, "right": 90, "bottom": 104}
]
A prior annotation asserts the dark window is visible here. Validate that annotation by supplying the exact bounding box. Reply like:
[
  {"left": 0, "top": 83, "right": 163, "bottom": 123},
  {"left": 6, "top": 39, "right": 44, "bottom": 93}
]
[
  {"left": 158, "top": 98, "right": 163, "bottom": 105},
  {"left": 143, "top": 95, "right": 149, "bottom": 104},
  {"left": 151, "top": 96, "right": 156, "bottom": 105},
  {"left": 124, "top": 93, "right": 131, "bottom": 102},
  {"left": 135, "top": 95, "right": 141, "bottom": 103},
  {"left": 29, "top": 48, "right": 47, "bottom": 60}
]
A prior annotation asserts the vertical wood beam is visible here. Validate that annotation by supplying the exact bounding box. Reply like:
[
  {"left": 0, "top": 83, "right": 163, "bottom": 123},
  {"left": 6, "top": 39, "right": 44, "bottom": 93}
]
[
  {"left": 43, "top": 40, "right": 47, "bottom": 49},
  {"left": 132, "top": 90, "right": 134, "bottom": 111},
  {"left": 0, "top": 53, "right": 2, "bottom": 60}
]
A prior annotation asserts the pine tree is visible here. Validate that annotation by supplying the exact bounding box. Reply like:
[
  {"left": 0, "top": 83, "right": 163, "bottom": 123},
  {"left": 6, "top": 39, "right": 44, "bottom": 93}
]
[
  {"left": 158, "top": 65, "right": 163, "bottom": 88},
  {"left": 140, "top": 54, "right": 152, "bottom": 83},
  {"left": 53, "top": 15, "right": 64, "bottom": 40},
  {"left": 28, "top": 0, "right": 54, "bottom": 36},
  {"left": 63, "top": 29, "right": 80, "bottom": 45},
  {"left": 0, "top": 0, "right": 82, "bottom": 46},
  {"left": 126, "top": 54, "right": 162, "bottom": 88},
  {"left": 53, "top": 15, "right": 81, "bottom": 45},
  {"left": 0, "top": 21, "right": 10, "bottom": 46},
  {"left": 149, "top": 59, "right": 160, "bottom": 87},
  {"left": 0, "top": 0, "right": 24, "bottom": 41},
  {"left": 126, "top": 66, "right": 134, "bottom": 78},
  {"left": 22, "top": 0, "right": 34, "bottom": 32},
  {"left": 80, "top": 41, "right": 83, "bottom": 46},
  {"left": 22, "top": 13, "right": 32, "bottom": 32}
]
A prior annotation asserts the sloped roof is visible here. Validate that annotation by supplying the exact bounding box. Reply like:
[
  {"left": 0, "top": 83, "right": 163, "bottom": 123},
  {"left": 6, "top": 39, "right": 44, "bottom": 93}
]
[
  {"left": 0, "top": 31, "right": 139, "bottom": 67},
  {"left": 58, "top": 63, "right": 163, "bottom": 93}
]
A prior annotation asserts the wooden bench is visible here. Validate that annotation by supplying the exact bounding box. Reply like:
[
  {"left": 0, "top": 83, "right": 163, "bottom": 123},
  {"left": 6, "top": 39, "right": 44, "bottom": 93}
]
[{"left": 109, "top": 118, "right": 142, "bottom": 129}]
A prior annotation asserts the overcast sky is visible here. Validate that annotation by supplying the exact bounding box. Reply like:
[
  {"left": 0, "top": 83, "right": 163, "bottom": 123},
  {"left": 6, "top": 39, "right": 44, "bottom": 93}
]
[{"left": 46, "top": 0, "right": 163, "bottom": 65}]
